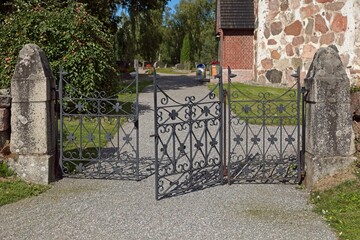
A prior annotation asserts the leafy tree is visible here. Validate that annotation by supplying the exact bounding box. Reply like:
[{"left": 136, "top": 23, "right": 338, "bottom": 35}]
[
  {"left": 114, "top": 13, "right": 135, "bottom": 62},
  {"left": 160, "top": 0, "right": 217, "bottom": 66},
  {"left": 180, "top": 33, "right": 191, "bottom": 68},
  {"left": 159, "top": 6, "right": 182, "bottom": 64},
  {"left": 116, "top": 0, "right": 167, "bottom": 62},
  {"left": 0, "top": 0, "right": 117, "bottom": 95},
  {"left": 78, "top": 0, "right": 120, "bottom": 33}
]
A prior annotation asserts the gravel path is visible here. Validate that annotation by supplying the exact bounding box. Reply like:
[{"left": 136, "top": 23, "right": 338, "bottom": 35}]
[{"left": 0, "top": 74, "right": 336, "bottom": 240}]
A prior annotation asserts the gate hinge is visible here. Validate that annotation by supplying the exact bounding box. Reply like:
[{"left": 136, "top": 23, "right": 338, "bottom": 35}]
[
  {"left": 301, "top": 170, "right": 306, "bottom": 179},
  {"left": 223, "top": 89, "right": 228, "bottom": 98},
  {"left": 54, "top": 102, "right": 60, "bottom": 114}
]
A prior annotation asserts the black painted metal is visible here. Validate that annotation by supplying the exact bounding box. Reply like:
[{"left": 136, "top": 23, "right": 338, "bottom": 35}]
[
  {"left": 227, "top": 67, "right": 302, "bottom": 183},
  {"left": 58, "top": 63, "right": 143, "bottom": 180},
  {"left": 153, "top": 69, "right": 224, "bottom": 200},
  {"left": 153, "top": 67, "right": 304, "bottom": 199}
]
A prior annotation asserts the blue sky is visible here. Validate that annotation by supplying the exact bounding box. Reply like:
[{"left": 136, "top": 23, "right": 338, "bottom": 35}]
[{"left": 168, "top": 0, "right": 180, "bottom": 10}]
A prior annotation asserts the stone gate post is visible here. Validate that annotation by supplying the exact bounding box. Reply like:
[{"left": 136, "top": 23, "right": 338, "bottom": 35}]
[
  {"left": 304, "top": 45, "right": 356, "bottom": 188},
  {"left": 10, "top": 44, "right": 56, "bottom": 184}
]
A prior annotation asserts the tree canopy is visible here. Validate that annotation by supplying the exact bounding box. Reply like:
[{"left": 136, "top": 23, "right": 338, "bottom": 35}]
[
  {"left": 0, "top": 0, "right": 119, "bottom": 95},
  {"left": 0, "top": 0, "right": 216, "bottom": 91},
  {"left": 159, "top": 0, "right": 217, "bottom": 67}
]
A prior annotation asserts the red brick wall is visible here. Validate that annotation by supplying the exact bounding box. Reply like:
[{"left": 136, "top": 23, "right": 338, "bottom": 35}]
[{"left": 221, "top": 29, "right": 254, "bottom": 70}]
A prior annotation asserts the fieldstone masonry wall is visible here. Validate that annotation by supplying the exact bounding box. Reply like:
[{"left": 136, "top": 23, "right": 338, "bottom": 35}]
[
  {"left": 304, "top": 46, "right": 356, "bottom": 188},
  {"left": 256, "top": 0, "right": 360, "bottom": 85},
  {"left": 9, "top": 44, "right": 56, "bottom": 184}
]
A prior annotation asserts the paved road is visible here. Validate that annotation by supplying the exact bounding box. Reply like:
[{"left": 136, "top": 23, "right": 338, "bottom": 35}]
[{"left": 0, "top": 73, "right": 336, "bottom": 240}]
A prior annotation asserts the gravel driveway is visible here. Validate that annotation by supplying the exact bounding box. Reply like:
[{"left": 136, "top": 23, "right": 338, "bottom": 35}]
[{"left": 0, "top": 73, "right": 336, "bottom": 240}]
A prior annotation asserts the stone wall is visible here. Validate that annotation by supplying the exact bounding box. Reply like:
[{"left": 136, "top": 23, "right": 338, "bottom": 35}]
[{"left": 256, "top": 0, "right": 360, "bottom": 85}]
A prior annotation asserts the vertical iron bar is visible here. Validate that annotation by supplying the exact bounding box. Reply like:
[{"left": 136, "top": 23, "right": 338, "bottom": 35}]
[
  {"left": 153, "top": 67, "right": 159, "bottom": 200},
  {"left": 135, "top": 60, "right": 140, "bottom": 180},
  {"left": 79, "top": 115, "right": 83, "bottom": 161},
  {"left": 296, "top": 67, "right": 302, "bottom": 183},
  {"left": 218, "top": 66, "right": 224, "bottom": 184},
  {"left": 54, "top": 80, "right": 59, "bottom": 178},
  {"left": 98, "top": 99, "right": 101, "bottom": 175},
  {"left": 189, "top": 101, "right": 193, "bottom": 188},
  {"left": 227, "top": 67, "right": 231, "bottom": 184},
  {"left": 301, "top": 73, "right": 306, "bottom": 181},
  {"left": 117, "top": 115, "right": 120, "bottom": 163},
  {"left": 262, "top": 98, "right": 266, "bottom": 180},
  {"left": 59, "top": 67, "right": 64, "bottom": 174},
  {"left": 223, "top": 85, "right": 227, "bottom": 180}
]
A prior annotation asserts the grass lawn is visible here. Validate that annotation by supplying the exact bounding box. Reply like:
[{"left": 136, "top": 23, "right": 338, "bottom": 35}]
[
  {"left": 0, "top": 162, "right": 50, "bottom": 207},
  {"left": 156, "top": 67, "right": 192, "bottom": 75},
  {"left": 311, "top": 161, "right": 360, "bottom": 240},
  {"left": 210, "top": 82, "right": 301, "bottom": 125},
  {"left": 61, "top": 78, "right": 152, "bottom": 172}
]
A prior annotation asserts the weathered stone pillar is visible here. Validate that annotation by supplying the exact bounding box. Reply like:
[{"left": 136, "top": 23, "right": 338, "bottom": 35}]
[
  {"left": 304, "top": 45, "right": 356, "bottom": 188},
  {"left": 10, "top": 44, "right": 56, "bottom": 184}
]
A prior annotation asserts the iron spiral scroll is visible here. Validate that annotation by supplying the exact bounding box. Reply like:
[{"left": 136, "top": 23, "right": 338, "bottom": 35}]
[
  {"left": 154, "top": 74, "right": 224, "bottom": 200},
  {"left": 59, "top": 69, "right": 142, "bottom": 180},
  {"left": 227, "top": 67, "right": 302, "bottom": 184}
]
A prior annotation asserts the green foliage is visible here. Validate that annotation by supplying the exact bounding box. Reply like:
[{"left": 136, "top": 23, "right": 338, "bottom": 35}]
[
  {"left": 350, "top": 85, "right": 360, "bottom": 93},
  {"left": 0, "top": 161, "right": 14, "bottom": 178},
  {"left": 161, "top": 0, "right": 217, "bottom": 65},
  {"left": 115, "top": 14, "right": 136, "bottom": 62},
  {"left": 0, "top": 161, "right": 49, "bottom": 207},
  {"left": 0, "top": 0, "right": 117, "bottom": 95},
  {"left": 116, "top": 0, "right": 167, "bottom": 62},
  {"left": 0, "top": 179, "right": 50, "bottom": 206},
  {"left": 180, "top": 33, "right": 191, "bottom": 68}
]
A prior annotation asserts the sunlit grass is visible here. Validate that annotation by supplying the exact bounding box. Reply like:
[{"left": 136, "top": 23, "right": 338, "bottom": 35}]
[
  {"left": 60, "top": 78, "right": 152, "bottom": 172},
  {"left": 0, "top": 161, "right": 50, "bottom": 206},
  {"left": 311, "top": 161, "right": 360, "bottom": 240},
  {"left": 156, "top": 67, "right": 192, "bottom": 74},
  {"left": 210, "top": 82, "right": 302, "bottom": 125}
]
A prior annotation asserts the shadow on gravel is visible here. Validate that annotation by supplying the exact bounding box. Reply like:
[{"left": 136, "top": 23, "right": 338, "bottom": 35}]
[
  {"left": 62, "top": 156, "right": 155, "bottom": 181},
  {"left": 142, "top": 74, "right": 209, "bottom": 93}
]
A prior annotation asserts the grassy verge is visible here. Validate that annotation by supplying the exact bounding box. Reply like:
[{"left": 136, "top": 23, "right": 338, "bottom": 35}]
[
  {"left": 156, "top": 67, "right": 192, "bottom": 75},
  {"left": 0, "top": 161, "right": 50, "bottom": 207},
  {"left": 61, "top": 78, "right": 152, "bottom": 172},
  {"left": 311, "top": 161, "right": 360, "bottom": 240},
  {"left": 210, "top": 82, "right": 301, "bottom": 125}
]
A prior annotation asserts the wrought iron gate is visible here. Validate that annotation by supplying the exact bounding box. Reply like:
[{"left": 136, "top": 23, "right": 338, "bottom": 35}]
[
  {"left": 154, "top": 67, "right": 304, "bottom": 199},
  {"left": 58, "top": 62, "right": 141, "bottom": 180},
  {"left": 153, "top": 72, "right": 224, "bottom": 199},
  {"left": 226, "top": 67, "right": 302, "bottom": 184}
]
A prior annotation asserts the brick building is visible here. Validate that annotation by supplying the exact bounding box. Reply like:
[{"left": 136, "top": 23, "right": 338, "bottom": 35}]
[{"left": 216, "top": 0, "right": 360, "bottom": 84}]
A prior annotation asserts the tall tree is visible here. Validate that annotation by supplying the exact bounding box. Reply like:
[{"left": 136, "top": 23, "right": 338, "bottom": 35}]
[
  {"left": 115, "top": 0, "right": 167, "bottom": 62},
  {"left": 160, "top": 0, "right": 217, "bottom": 66},
  {"left": 180, "top": 33, "right": 191, "bottom": 68},
  {"left": 114, "top": 13, "right": 135, "bottom": 62},
  {"left": 78, "top": 0, "right": 120, "bottom": 33}
]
